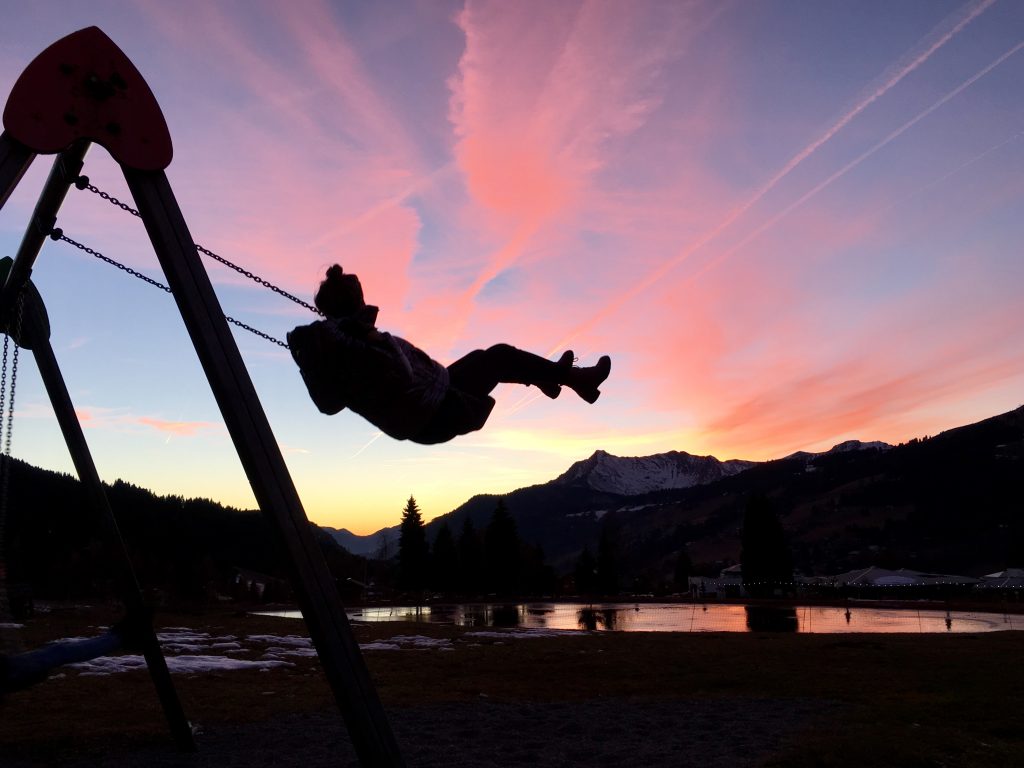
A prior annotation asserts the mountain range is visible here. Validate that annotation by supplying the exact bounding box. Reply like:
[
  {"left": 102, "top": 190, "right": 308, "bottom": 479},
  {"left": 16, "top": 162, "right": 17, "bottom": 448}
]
[
  {"left": 8, "top": 404, "right": 1021, "bottom": 588},
  {"left": 327, "top": 438, "right": 893, "bottom": 558},
  {"left": 330, "top": 406, "right": 1024, "bottom": 578}
]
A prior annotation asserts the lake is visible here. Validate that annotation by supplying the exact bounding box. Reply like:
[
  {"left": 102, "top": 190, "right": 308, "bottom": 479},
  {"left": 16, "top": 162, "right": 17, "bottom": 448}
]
[{"left": 262, "top": 602, "right": 1021, "bottom": 633}]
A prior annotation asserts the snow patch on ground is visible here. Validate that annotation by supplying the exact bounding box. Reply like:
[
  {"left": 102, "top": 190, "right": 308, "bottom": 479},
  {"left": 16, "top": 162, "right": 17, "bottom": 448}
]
[
  {"left": 158, "top": 631, "right": 241, "bottom": 654},
  {"left": 246, "top": 634, "right": 312, "bottom": 647},
  {"left": 389, "top": 635, "right": 453, "bottom": 649},
  {"left": 360, "top": 642, "right": 402, "bottom": 651},
  {"left": 70, "top": 654, "right": 294, "bottom": 676},
  {"left": 54, "top": 629, "right": 473, "bottom": 676},
  {"left": 263, "top": 645, "right": 319, "bottom": 659},
  {"left": 360, "top": 635, "right": 453, "bottom": 651}
]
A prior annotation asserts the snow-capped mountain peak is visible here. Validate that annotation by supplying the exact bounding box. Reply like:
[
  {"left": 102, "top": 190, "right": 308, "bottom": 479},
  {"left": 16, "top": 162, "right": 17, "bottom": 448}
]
[
  {"left": 827, "top": 440, "right": 891, "bottom": 453},
  {"left": 783, "top": 439, "right": 892, "bottom": 463},
  {"left": 552, "top": 449, "right": 755, "bottom": 496}
]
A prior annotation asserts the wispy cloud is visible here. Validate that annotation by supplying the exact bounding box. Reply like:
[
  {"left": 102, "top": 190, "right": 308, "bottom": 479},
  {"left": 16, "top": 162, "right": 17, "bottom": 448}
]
[
  {"left": 675, "top": 36, "right": 1024, "bottom": 292},
  {"left": 444, "top": 0, "right": 687, "bottom": 333},
  {"left": 135, "top": 417, "right": 219, "bottom": 437},
  {"left": 554, "top": 1, "right": 1008, "bottom": 351},
  {"left": 68, "top": 406, "right": 222, "bottom": 439}
]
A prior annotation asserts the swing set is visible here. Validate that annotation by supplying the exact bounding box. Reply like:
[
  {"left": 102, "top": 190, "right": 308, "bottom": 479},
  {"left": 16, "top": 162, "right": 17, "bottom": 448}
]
[{"left": 0, "top": 27, "right": 403, "bottom": 766}]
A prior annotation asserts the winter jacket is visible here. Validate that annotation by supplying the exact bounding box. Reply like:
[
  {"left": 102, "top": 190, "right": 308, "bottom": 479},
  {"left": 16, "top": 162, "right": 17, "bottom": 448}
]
[{"left": 288, "top": 315, "right": 449, "bottom": 441}]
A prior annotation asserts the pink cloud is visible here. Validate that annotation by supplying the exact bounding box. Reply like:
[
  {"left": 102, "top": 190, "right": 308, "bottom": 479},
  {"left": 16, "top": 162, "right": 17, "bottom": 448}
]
[
  {"left": 129, "top": 0, "right": 429, "bottom": 310},
  {"left": 447, "top": 0, "right": 688, "bottom": 303},
  {"left": 135, "top": 417, "right": 219, "bottom": 437},
  {"left": 73, "top": 406, "right": 220, "bottom": 438}
]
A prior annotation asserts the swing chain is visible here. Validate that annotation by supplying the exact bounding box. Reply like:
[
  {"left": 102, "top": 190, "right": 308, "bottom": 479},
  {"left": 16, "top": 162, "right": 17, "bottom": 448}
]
[
  {"left": 50, "top": 229, "right": 290, "bottom": 349},
  {"left": 0, "top": 291, "right": 25, "bottom": 566},
  {"left": 222, "top": 316, "right": 289, "bottom": 349},
  {"left": 195, "top": 244, "right": 323, "bottom": 316},
  {"left": 51, "top": 229, "right": 172, "bottom": 294},
  {"left": 74, "top": 176, "right": 140, "bottom": 217},
  {"left": 0, "top": 292, "right": 22, "bottom": 454},
  {"left": 75, "top": 177, "right": 323, "bottom": 317}
]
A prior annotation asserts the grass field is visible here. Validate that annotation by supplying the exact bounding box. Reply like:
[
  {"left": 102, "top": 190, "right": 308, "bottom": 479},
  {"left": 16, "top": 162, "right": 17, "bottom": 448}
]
[{"left": 2, "top": 604, "right": 1022, "bottom": 766}]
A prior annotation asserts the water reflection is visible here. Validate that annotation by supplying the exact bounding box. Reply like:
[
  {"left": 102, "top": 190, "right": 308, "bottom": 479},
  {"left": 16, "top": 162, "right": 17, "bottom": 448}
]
[
  {"left": 455, "top": 604, "right": 527, "bottom": 627},
  {"left": 491, "top": 605, "right": 521, "bottom": 627},
  {"left": 259, "top": 603, "right": 1018, "bottom": 634},
  {"left": 577, "top": 607, "right": 620, "bottom": 631},
  {"left": 745, "top": 606, "right": 798, "bottom": 633}
]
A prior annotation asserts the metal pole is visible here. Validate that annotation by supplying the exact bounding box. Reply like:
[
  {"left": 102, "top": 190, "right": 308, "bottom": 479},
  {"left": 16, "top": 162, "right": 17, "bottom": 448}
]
[
  {"left": 0, "top": 143, "right": 89, "bottom": 324},
  {"left": 123, "top": 168, "right": 404, "bottom": 767}
]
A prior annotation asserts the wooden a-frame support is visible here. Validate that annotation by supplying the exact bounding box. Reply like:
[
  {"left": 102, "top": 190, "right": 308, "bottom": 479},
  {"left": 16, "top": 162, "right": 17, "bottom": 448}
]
[{"left": 0, "top": 27, "right": 403, "bottom": 766}]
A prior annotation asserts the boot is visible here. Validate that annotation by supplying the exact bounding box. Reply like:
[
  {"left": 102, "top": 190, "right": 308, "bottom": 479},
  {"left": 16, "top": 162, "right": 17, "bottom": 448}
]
[
  {"left": 538, "top": 350, "right": 574, "bottom": 399},
  {"left": 565, "top": 355, "right": 611, "bottom": 404}
]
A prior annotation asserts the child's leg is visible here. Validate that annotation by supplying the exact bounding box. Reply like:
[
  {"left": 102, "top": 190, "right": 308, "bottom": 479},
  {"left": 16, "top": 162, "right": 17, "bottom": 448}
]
[
  {"left": 448, "top": 344, "right": 610, "bottom": 402},
  {"left": 448, "top": 344, "right": 565, "bottom": 396}
]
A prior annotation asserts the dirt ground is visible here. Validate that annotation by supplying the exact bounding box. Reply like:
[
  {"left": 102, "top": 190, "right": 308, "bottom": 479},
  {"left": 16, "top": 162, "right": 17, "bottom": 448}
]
[{"left": 2, "top": 605, "right": 1022, "bottom": 767}]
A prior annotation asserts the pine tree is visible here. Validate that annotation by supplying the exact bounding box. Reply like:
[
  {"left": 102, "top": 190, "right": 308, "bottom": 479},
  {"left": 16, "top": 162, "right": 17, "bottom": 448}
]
[
  {"left": 574, "top": 547, "right": 597, "bottom": 595},
  {"left": 430, "top": 521, "right": 458, "bottom": 594},
  {"left": 457, "top": 517, "right": 482, "bottom": 595},
  {"left": 398, "top": 496, "right": 428, "bottom": 592},
  {"left": 740, "top": 493, "right": 793, "bottom": 598},
  {"left": 521, "top": 543, "right": 555, "bottom": 596},
  {"left": 673, "top": 547, "right": 692, "bottom": 593},
  {"left": 596, "top": 526, "right": 619, "bottom": 596},
  {"left": 484, "top": 499, "right": 521, "bottom": 596}
]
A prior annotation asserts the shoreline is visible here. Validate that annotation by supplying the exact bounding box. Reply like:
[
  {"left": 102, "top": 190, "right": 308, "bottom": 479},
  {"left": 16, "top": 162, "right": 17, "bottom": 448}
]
[{"left": 262, "top": 593, "right": 1024, "bottom": 615}]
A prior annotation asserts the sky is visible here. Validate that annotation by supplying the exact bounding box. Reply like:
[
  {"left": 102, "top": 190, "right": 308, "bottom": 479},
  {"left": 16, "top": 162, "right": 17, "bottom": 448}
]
[{"left": 0, "top": 0, "right": 1022, "bottom": 534}]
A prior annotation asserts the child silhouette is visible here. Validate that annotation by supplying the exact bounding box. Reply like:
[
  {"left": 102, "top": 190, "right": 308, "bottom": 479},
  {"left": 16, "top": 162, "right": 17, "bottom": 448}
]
[{"left": 288, "top": 265, "right": 611, "bottom": 444}]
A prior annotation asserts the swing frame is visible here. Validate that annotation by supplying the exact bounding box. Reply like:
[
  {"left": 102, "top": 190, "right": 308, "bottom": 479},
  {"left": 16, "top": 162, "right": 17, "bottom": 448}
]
[{"left": 0, "top": 27, "right": 403, "bottom": 767}]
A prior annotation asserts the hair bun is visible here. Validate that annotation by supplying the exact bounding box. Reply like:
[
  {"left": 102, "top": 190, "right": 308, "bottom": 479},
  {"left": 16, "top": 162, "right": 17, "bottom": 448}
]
[{"left": 326, "top": 264, "right": 344, "bottom": 279}]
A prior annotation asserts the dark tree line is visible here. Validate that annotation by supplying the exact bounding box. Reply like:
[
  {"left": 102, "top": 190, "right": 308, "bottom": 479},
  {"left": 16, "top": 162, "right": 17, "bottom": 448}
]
[
  {"left": 573, "top": 526, "right": 621, "bottom": 595},
  {"left": 740, "top": 493, "right": 794, "bottom": 597},
  {"left": 396, "top": 497, "right": 554, "bottom": 597},
  {"left": 1, "top": 458, "right": 363, "bottom": 607}
]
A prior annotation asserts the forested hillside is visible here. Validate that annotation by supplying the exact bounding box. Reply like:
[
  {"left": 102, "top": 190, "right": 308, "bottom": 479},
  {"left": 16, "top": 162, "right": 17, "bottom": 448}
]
[{"left": 1, "top": 459, "right": 362, "bottom": 603}]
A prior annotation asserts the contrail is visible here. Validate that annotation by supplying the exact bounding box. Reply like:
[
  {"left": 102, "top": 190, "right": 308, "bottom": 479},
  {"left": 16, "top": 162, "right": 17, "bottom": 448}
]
[
  {"left": 549, "top": 0, "right": 999, "bottom": 353},
  {"left": 877, "top": 128, "right": 1024, "bottom": 217},
  {"left": 681, "top": 38, "right": 1024, "bottom": 290},
  {"left": 307, "top": 162, "right": 455, "bottom": 251},
  {"left": 751, "top": 0, "right": 998, "bottom": 209},
  {"left": 350, "top": 430, "right": 385, "bottom": 458}
]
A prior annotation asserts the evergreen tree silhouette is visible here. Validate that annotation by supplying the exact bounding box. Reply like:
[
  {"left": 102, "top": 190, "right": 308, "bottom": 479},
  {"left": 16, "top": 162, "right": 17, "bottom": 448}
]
[
  {"left": 521, "top": 543, "right": 555, "bottom": 596},
  {"left": 574, "top": 547, "right": 597, "bottom": 595},
  {"left": 398, "top": 496, "right": 428, "bottom": 592},
  {"left": 484, "top": 499, "right": 521, "bottom": 596},
  {"left": 740, "top": 493, "right": 793, "bottom": 598},
  {"left": 673, "top": 547, "right": 692, "bottom": 593},
  {"left": 430, "top": 521, "right": 458, "bottom": 593},
  {"left": 596, "top": 526, "right": 619, "bottom": 596},
  {"left": 457, "top": 517, "right": 482, "bottom": 595}
]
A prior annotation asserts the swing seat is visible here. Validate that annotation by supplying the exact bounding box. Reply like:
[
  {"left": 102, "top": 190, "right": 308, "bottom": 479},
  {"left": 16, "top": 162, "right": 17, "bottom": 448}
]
[
  {"left": 0, "top": 629, "right": 124, "bottom": 695},
  {"left": 0, "top": 257, "right": 49, "bottom": 350}
]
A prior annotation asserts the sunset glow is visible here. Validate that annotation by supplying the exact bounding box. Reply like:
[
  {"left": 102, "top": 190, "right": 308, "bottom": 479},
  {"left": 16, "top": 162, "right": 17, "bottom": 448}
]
[{"left": 1, "top": 1, "right": 1022, "bottom": 533}]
